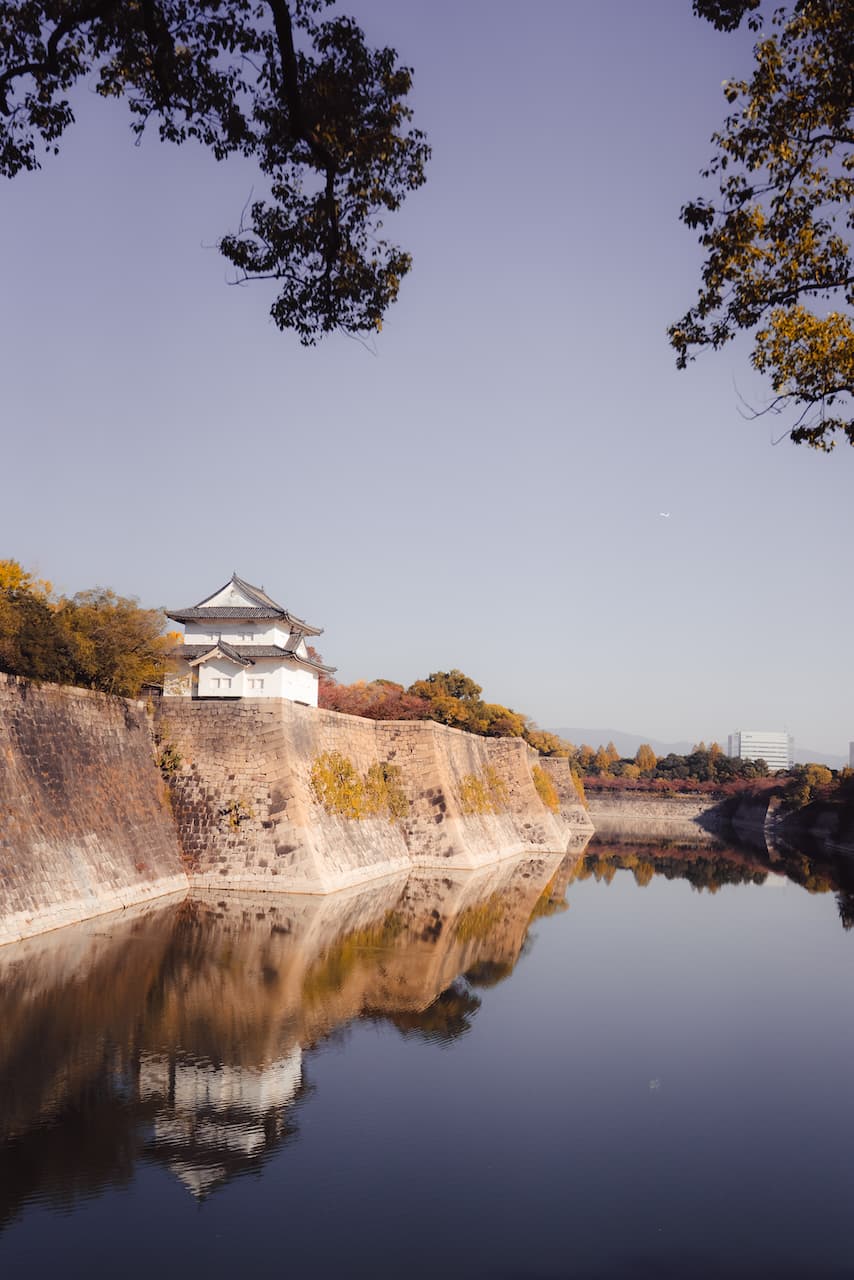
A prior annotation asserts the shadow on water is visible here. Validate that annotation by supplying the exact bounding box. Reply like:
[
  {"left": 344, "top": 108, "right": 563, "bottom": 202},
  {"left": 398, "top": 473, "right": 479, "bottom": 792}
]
[{"left": 0, "top": 850, "right": 580, "bottom": 1224}]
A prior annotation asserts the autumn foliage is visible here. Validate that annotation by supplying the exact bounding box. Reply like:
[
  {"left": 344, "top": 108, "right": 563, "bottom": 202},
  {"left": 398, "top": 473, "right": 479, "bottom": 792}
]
[
  {"left": 0, "top": 559, "right": 174, "bottom": 697},
  {"left": 318, "top": 665, "right": 579, "bottom": 761}
]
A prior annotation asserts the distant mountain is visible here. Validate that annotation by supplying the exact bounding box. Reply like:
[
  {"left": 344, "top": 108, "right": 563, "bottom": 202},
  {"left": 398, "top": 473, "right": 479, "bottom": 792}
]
[
  {"left": 552, "top": 728, "right": 697, "bottom": 759},
  {"left": 792, "top": 747, "right": 847, "bottom": 769},
  {"left": 551, "top": 727, "right": 847, "bottom": 771}
]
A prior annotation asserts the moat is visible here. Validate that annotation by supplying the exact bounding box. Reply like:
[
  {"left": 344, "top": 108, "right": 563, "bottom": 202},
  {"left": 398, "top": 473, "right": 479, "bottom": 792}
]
[{"left": 2, "top": 839, "right": 853, "bottom": 1278}]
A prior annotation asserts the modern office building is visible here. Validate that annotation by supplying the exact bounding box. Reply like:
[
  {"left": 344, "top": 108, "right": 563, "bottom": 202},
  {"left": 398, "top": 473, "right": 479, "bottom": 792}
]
[{"left": 728, "top": 730, "right": 794, "bottom": 773}]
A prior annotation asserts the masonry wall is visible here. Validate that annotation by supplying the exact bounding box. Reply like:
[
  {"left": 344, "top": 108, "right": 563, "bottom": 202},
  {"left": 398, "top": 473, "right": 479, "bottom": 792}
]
[
  {"left": 585, "top": 790, "right": 727, "bottom": 845},
  {"left": 0, "top": 675, "right": 188, "bottom": 946},
  {"left": 0, "top": 677, "right": 592, "bottom": 943},
  {"left": 157, "top": 699, "right": 593, "bottom": 893}
]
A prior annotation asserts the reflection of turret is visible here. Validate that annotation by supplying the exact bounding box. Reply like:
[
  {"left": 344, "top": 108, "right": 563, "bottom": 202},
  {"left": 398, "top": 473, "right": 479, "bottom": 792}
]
[{"left": 139, "top": 1049, "right": 303, "bottom": 1199}]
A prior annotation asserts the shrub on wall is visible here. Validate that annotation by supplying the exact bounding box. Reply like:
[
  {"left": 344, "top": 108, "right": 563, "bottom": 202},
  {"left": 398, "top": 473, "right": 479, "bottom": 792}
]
[
  {"left": 309, "top": 751, "right": 410, "bottom": 822},
  {"left": 310, "top": 750, "right": 364, "bottom": 818},
  {"left": 222, "top": 797, "right": 254, "bottom": 830},
  {"left": 459, "top": 766, "right": 510, "bottom": 816},
  {"left": 364, "top": 762, "right": 409, "bottom": 820},
  {"left": 156, "top": 741, "right": 183, "bottom": 780},
  {"left": 532, "top": 765, "right": 559, "bottom": 813}
]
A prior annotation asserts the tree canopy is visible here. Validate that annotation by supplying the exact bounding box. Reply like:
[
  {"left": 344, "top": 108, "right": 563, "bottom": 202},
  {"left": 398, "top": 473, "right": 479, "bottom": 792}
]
[
  {"left": 671, "top": 0, "right": 854, "bottom": 449},
  {"left": 0, "top": 560, "right": 174, "bottom": 696},
  {"left": 0, "top": 0, "right": 429, "bottom": 343}
]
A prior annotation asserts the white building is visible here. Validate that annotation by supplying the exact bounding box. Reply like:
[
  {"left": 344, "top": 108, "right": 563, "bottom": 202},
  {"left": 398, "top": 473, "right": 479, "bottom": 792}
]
[
  {"left": 164, "top": 573, "right": 335, "bottom": 703},
  {"left": 728, "top": 730, "right": 794, "bottom": 773}
]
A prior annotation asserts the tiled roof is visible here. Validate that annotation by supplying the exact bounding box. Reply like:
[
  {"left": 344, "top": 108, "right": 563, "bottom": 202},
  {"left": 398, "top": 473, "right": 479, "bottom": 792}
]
[
  {"left": 167, "top": 573, "right": 323, "bottom": 636},
  {"left": 177, "top": 644, "right": 336, "bottom": 674},
  {"left": 215, "top": 639, "right": 247, "bottom": 662},
  {"left": 230, "top": 573, "right": 284, "bottom": 613},
  {"left": 166, "top": 606, "right": 281, "bottom": 621},
  {"left": 182, "top": 641, "right": 253, "bottom": 668}
]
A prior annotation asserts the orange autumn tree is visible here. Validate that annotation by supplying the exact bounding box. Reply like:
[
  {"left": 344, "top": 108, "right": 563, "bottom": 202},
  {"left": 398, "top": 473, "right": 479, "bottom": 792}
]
[{"left": 0, "top": 559, "right": 173, "bottom": 696}]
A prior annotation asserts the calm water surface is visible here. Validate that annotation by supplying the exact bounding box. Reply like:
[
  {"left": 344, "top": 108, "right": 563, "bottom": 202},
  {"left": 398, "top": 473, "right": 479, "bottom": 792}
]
[{"left": 2, "top": 842, "right": 854, "bottom": 1279}]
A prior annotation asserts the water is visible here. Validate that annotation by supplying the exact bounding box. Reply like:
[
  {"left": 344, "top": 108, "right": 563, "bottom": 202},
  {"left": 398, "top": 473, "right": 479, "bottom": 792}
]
[{"left": 1, "top": 842, "right": 853, "bottom": 1279}]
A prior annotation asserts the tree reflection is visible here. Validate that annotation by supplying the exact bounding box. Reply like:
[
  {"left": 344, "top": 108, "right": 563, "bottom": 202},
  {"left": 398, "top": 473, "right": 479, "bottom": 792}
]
[
  {"left": 582, "top": 838, "right": 854, "bottom": 913},
  {"left": 376, "top": 980, "right": 482, "bottom": 1044}
]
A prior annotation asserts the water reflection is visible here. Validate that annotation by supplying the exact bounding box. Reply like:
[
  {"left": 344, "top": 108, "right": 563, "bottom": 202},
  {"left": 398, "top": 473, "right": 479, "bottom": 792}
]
[
  {"left": 0, "top": 851, "right": 578, "bottom": 1219},
  {"left": 582, "top": 836, "right": 854, "bottom": 931},
  {"left": 5, "top": 835, "right": 854, "bottom": 1278}
]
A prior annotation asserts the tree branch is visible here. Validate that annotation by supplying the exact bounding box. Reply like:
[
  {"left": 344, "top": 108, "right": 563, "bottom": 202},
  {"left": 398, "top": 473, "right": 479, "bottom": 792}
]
[
  {"left": 0, "top": 0, "right": 121, "bottom": 114},
  {"left": 266, "top": 0, "right": 341, "bottom": 273}
]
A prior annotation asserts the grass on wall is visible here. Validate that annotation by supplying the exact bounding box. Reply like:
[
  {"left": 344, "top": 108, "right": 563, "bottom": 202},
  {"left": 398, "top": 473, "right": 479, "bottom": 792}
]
[
  {"left": 459, "top": 766, "right": 510, "bottom": 816},
  {"left": 532, "top": 765, "right": 560, "bottom": 813},
  {"left": 309, "top": 751, "right": 409, "bottom": 822}
]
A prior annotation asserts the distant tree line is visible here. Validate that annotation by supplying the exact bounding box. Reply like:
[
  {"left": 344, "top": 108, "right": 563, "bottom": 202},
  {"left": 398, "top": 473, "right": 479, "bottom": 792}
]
[
  {"left": 576, "top": 736, "right": 854, "bottom": 809},
  {"left": 0, "top": 560, "right": 173, "bottom": 697},
  {"left": 578, "top": 740, "right": 773, "bottom": 790}
]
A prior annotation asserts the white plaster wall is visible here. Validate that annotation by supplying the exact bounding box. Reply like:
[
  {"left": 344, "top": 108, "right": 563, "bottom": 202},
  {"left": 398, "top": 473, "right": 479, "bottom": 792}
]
[
  {"left": 181, "top": 622, "right": 290, "bottom": 647},
  {"left": 167, "top": 648, "right": 318, "bottom": 704},
  {"left": 242, "top": 659, "right": 281, "bottom": 697},
  {"left": 197, "top": 657, "right": 245, "bottom": 698},
  {"left": 166, "top": 656, "right": 317, "bottom": 701},
  {"left": 190, "top": 659, "right": 318, "bottom": 703},
  {"left": 202, "top": 582, "right": 258, "bottom": 608},
  {"left": 280, "top": 663, "right": 319, "bottom": 706},
  {"left": 238, "top": 661, "right": 318, "bottom": 704}
]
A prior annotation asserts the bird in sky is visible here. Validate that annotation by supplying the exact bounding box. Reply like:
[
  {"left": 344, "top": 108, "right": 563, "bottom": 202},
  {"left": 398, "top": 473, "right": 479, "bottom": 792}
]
[{"left": 659, "top": 512, "right": 671, "bottom": 518}]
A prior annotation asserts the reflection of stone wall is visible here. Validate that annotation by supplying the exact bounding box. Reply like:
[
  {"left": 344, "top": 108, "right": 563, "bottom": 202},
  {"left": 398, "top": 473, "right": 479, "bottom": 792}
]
[
  {"left": 0, "top": 851, "right": 587, "bottom": 1213},
  {"left": 0, "top": 675, "right": 187, "bottom": 945},
  {"left": 158, "top": 699, "right": 592, "bottom": 892},
  {"left": 0, "top": 897, "right": 181, "bottom": 1140}
]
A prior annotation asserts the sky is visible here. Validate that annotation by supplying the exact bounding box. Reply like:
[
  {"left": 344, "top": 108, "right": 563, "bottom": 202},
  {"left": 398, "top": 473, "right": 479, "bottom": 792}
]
[{"left": 2, "top": 1, "right": 852, "bottom": 756}]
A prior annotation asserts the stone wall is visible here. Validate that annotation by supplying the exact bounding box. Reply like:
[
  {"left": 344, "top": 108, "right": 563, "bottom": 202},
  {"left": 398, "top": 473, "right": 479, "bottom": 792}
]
[
  {"left": 156, "top": 699, "right": 592, "bottom": 893},
  {"left": 0, "top": 677, "right": 591, "bottom": 943},
  {"left": 585, "top": 789, "right": 726, "bottom": 845},
  {"left": 0, "top": 675, "right": 188, "bottom": 946},
  {"left": 536, "top": 756, "right": 597, "bottom": 852}
]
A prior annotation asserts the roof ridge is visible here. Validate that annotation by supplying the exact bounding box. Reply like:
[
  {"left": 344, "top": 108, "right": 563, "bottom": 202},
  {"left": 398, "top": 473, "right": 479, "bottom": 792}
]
[{"left": 230, "top": 572, "right": 285, "bottom": 613}]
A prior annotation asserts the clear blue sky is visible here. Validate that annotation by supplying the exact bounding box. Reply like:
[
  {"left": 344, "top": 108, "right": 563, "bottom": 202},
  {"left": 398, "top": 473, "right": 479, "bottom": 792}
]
[{"left": 2, "top": 1, "right": 852, "bottom": 755}]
